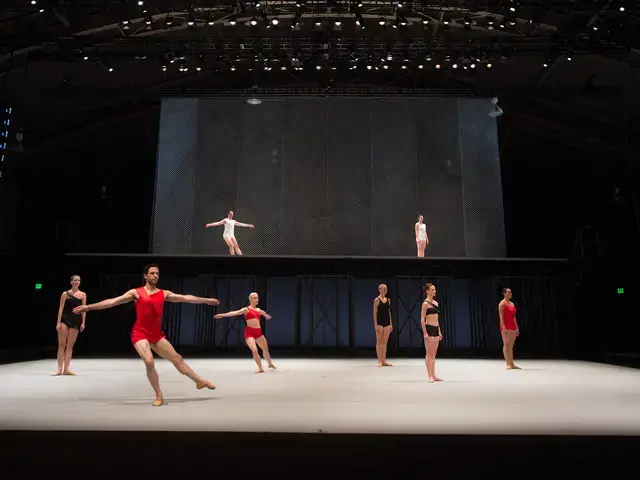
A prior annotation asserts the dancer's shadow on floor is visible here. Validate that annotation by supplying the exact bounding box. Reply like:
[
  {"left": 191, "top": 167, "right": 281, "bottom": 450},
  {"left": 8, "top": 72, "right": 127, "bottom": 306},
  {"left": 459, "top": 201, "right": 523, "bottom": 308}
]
[{"left": 113, "top": 397, "right": 221, "bottom": 406}]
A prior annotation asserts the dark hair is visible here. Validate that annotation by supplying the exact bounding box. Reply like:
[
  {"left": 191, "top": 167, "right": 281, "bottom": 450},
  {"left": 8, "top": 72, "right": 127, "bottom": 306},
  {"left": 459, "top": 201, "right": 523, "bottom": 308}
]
[
  {"left": 70, "top": 274, "right": 81, "bottom": 282},
  {"left": 502, "top": 287, "right": 510, "bottom": 295},
  {"left": 424, "top": 283, "right": 434, "bottom": 294},
  {"left": 143, "top": 263, "right": 159, "bottom": 275}
]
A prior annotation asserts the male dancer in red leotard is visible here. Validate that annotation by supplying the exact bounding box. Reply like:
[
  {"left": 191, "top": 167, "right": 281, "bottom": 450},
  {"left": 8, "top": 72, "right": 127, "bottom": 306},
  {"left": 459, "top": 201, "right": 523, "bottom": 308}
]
[
  {"left": 73, "top": 263, "right": 218, "bottom": 406},
  {"left": 214, "top": 292, "right": 276, "bottom": 373}
]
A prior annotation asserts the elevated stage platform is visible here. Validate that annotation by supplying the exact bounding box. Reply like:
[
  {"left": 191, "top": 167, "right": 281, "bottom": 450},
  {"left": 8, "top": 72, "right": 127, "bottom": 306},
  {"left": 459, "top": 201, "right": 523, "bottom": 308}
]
[
  {"left": 58, "top": 253, "right": 574, "bottom": 357},
  {"left": 63, "top": 253, "right": 569, "bottom": 278},
  {"left": 2, "top": 253, "right": 575, "bottom": 358}
]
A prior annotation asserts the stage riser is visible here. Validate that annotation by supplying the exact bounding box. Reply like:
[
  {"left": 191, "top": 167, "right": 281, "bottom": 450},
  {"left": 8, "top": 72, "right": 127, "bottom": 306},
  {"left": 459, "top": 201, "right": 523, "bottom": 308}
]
[{"left": 69, "top": 273, "right": 565, "bottom": 355}]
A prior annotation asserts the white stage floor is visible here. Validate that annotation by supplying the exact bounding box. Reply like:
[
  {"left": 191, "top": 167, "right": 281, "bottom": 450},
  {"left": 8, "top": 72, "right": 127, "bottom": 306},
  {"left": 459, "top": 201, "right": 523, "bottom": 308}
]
[{"left": 1, "top": 358, "right": 638, "bottom": 435}]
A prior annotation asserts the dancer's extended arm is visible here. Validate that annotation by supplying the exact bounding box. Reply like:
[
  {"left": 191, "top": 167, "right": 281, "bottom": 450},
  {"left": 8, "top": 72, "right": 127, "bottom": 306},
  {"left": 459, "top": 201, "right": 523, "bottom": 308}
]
[
  {"left": 214, "top": 307, "right": 249, "bottom": 319},
  {"left": 165, "top": 292, "right": 219, "bottom": 305},
  {"left": 73, "top": 289, "right": 137, "bottom": 313},
  {"left": 235, "top": 221, "right": 255, "bottom": 228},
  {"left": 205, "top": 219, "right": 226, "bottom": 228}
]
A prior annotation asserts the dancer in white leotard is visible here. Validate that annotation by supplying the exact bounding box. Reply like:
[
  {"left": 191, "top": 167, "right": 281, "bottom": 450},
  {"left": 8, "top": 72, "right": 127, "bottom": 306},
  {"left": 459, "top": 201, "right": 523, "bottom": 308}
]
[
  {"left": 415, "top": 215, "right": 429, "bottom": 257},
  {"left": 205, "top": 210, "right": 254, "bottom": 255}
]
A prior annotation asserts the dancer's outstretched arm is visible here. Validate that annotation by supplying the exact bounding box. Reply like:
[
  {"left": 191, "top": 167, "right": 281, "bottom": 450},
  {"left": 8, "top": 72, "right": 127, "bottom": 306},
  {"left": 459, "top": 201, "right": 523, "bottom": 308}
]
[
  {"left": 205, "top": 219, "right": 226, "bottom": 228},
  {"left": 235, "top": 221, "right": 255, "bottom": 228},
  {"left": 214, "top": 307, "right": 249, "bottom": 319},
  {"left": 257, "top": 308, "right": 272, "bottom": 319},
  {"left": 165, "top": 292, "right": 219, "bottom": 305},
  {"left": 73, "top": 290, "right": 136, "bottom": 313}
]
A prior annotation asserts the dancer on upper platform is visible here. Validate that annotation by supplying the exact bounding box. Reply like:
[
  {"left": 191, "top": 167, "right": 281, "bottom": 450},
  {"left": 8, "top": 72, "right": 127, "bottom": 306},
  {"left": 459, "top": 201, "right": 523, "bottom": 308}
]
[
  {"left": 373, "top": 284, "right": 393, "bottom": 367},
  {"left": 499, "top": 287, "right": 520, "bottom": 370},
  {"left": 214, "top": 292, "right": 276, "bottom": 373},
  {"left": 53, "top": 275, "right": 86, "bottom": 376},
  {"left": 73, "top": 263, "right": 218, "bottom": 406},
  {"left": 421, "top": 283, "right": 443, "bottom": 382},
  {"left": 205, "top": 210, "right": 254, "bottom": 255},
  {"left": 415, "top": 215, "right": 429, "bottom": 257}
]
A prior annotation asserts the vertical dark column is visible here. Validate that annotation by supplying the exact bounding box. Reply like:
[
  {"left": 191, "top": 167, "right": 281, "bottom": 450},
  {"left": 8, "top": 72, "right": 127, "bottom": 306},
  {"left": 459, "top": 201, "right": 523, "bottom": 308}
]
[
  {"left": 294, "top": 276, "right": 301, "bottom": 351},
  {"left": 151, "top": 98, "right": 199, "bottom": 254},
  {"left": 348, "top": 277, "right": 355, "bottom": 351},
  {"left": 457, "top": 99, "right": 507, "bottom": 257}
]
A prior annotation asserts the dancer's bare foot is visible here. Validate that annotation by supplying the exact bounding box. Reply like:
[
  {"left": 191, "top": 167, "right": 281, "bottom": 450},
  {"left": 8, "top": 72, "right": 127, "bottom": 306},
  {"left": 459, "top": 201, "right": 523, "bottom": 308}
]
[
  {"left": 510, "top": 364, "right": 521, "bottom": 370},
  {"left": 152, "top": 397, "right": 164, "bottom": 407},
  {"left": 268, "top": 364, "right": 276, "bottom": 370},
  {"left": 428, "top": 377, "right": 435, "bottom": 383},
  {"left": 255, "top": 368, "right": 264, "bottom": 374},
  {"left": 434, "top": 376, "right": 443, "bottom": 381},
  {"left": 377, "top": 362, "right": 383, "bottom": 367},
  {"left": 505, "top": 365, "right": 513, "bottom": 370},
  {"left": 382, "top": 361, "right": 393, "bottom": 367},
  {"left": 51, "top": 372, "right": 62, "bottom": 376},
  {"left": 63, "top": 371, "right": 76, "bottom": 376},
  {"left": 196, "top": 379, "right": 216, "bottom": 390}
]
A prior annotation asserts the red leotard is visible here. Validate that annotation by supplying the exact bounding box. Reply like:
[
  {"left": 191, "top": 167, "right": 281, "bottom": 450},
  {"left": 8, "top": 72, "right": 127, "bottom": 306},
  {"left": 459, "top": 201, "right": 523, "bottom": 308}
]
[
  {"left": 244, "top": 308, "right": 263, "bottom": 340},
  {"left": 501, "top": 302, "right": 517, "bottom": 331},
  {"left": 130, "top": 287, "right": 166, "bottom": 345}
]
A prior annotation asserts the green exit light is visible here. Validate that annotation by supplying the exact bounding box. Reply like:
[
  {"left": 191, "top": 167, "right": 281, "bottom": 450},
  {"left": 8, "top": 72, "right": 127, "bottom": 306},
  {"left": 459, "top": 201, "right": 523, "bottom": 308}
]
[
  {"left": 34, "top": 283, "right": 42, "bottom": 290},
  {"left": 617, "top": 287, "right": 624, "bottom": 295}
]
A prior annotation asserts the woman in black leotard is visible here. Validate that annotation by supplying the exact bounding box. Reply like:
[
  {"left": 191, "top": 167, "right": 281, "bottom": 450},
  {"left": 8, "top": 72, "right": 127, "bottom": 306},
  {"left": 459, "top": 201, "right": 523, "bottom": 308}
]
[
  {"left": 53, "top": 275, "right": 86, "bottom": 376},
  {"left": 373, "top": 284, "right": 393, "bottom": 367},
  {"left": 421, "top": 283, "right": 443, "bottom": 382}
]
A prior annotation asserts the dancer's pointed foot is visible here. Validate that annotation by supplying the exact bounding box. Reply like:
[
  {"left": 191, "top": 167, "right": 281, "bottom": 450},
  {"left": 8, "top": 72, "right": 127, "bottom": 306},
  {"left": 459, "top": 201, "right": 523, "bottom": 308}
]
[{"left": 196, "top": 379, "right": 216, "bottom": 390}]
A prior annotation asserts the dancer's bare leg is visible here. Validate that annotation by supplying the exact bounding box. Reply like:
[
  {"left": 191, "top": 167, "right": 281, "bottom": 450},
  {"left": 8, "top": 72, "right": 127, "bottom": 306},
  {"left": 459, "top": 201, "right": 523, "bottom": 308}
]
[
  {"left": 53, "top": 324, "right": 68, "bottom": 376},
  {"left": 245, "top": 337, "right": 263, "bottom": 372},
  {"left": 152, "top": 338, "right": 216, "bottom": 389},
  {"left": 507, "top": 331, "right": 520, "bottom": 369},
  {"left": 501, "top": 331, "right": 512, "bottom": 368},
  {"left": 134, "top": 339, "right": 163, "bottom": 406},
  {"left": 381, "top": 326, "right": 393, "bottom": 366},
  {"left": 62, "top": 328, "right": 79, "bottom": 375},
  {"left": 256, "top": 336, "right": 276, "bottom": 369},
  {"left": 375, "top": 326, "right": 383, "bottom": 366},
  {"left": 425, "top": 337, "right": 441, "bottom": 382},
  {"left": 224, "top": 237, "right": 235, "bottom": 255},
  {"left": 230, "top": 237, "right": 243, "bottom": 255}
]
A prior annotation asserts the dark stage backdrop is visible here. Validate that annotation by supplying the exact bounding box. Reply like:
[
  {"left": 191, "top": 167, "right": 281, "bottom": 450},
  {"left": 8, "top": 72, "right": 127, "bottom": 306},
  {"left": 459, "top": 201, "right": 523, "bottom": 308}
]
[
  {"left": 71, "top": 274, "right": 560, "bottom": 356},
  {"left": 151, "top": 97, "right": 506, "bottom": 257}
]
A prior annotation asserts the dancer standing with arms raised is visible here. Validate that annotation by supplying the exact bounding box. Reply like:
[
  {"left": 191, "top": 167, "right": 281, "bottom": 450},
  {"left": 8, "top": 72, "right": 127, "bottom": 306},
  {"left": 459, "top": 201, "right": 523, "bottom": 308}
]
[
  {"left": 205, "top": 210, "right": 254, "bottom": 255},
  {"left": 53, "top": 275, "right": 86, "bottom": 376},
  {"left": 499, "top": 287, "right": 520, "bottom": 370},
  {"left": 421, "top": 283, "right": 443, "bottom": 382},
  {"left": 73, "top": 264, "right": 218, "bottom": 406},
  {"left": 214, "top": 292, "right": 276, "bottom": 373},
  {"left": 415, "top": 215, "right": 429, "bottom": 257},
  {"left": 373, "top": 284, "right": 393, "bottom": 367}
]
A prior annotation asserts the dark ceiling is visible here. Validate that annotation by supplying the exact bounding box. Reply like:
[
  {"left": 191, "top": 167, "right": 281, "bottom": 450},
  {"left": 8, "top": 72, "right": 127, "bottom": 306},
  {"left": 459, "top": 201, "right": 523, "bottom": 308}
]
[{"left": 1, "top": 0, "right": 639, "bottom": 163}]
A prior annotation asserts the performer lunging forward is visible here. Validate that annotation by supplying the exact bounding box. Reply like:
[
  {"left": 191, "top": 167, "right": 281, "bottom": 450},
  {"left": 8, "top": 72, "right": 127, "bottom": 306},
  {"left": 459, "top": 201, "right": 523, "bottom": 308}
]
[
  {"left": 421, "top": 283, "right": 443, "bottom": 382},
  {"left": 499, "top": 287, "right": 520, "bottom": 370},
  {"left": 73, "top": 263, "right": 218, "bottom": 406},
  {"left": 373, "top": 284, "right": 393, "bottom": 367},
  {"left": 205, "top": 210, "right": 254, "bottom": 255},
  {"left": 214, "top": 292, "right": 276, "bottom": 373},
  {"left": 415, "top": 215, "right": 429, "bottom": 257}
]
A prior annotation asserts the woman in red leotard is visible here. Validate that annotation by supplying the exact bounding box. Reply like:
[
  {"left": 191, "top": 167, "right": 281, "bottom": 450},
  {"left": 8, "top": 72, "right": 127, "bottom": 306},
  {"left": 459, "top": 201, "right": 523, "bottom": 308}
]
[
  {"left": 498, "top": 287, "right": 520, "bottom": 370},
  {"left": 214, "top": 292, "right": 276, "bottom": 373},
  {"left": 74, "top": 263, "right": 219, "bottom": 406}
]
